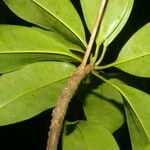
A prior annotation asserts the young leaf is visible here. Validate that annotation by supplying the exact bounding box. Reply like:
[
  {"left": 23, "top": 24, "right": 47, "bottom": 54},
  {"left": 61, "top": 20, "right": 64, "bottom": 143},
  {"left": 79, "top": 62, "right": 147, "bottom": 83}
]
[
  {"left": 77, "top": 81, "right": 124, "bottom": 133},
  {"left": 0, "top": 25, "right": 80, "bottom": 74},
  {"left": 0, "top": 61, "right": 75, "bottom": 126},
  {"left": 63, "top": 121, "right": 119, "bottom": 150},
  {"left": 4, "top": 0, "right": 86, "bottom": 47},
  {"left": 113, "top": 23, "right": 150, "bottom": 77},
  {"left": 81, "top": 0, "right": 133, "bottom": 45},
  {"left": 112, "top": 80, "right": 150, "bottom": 150}
]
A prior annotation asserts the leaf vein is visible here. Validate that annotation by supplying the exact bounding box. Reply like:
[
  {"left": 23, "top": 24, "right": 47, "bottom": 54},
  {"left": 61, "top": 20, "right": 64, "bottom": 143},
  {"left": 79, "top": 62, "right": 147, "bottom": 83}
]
[
  {"left": 0, "top": 76, "right": 70, "bottom": 109},
  {"left": 31, "top": 0, "right": 85, "bottom": 46}
]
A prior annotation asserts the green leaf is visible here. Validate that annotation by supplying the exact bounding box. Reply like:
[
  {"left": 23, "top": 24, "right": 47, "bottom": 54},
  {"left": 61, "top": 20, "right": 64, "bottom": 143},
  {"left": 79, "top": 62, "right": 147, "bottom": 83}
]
[
  {"left": 104, "top": 0, "right": 134, "bottom": 46},
  {"left": 112, "top": 80, "right": 150, "bottom": 150},
  {"left": 33, "top": 27, "right": 84, "bottom": 53},
  {"left": 4, "top": 0, "right": 86, "bottom": 47},
  {"left": 81, "top": 0, "right": 133, "bottom": 45},
  {"left": 82, "top": 82, "right": 124, "bottom": 133},
  {"left": 0, "top": 25, "right": 80, "bottom": 74},
  {"left": 62, "top": 121, "right": 119, "bottom": 150},
  {"left": 0, "top": 61, "right": 75, "bottom": 126},
  {"left": 113, "top": 23, "right": 150, "bottom": 77},
  {"left": 144, "top": 144, "right": 150, "bottom": 150}
]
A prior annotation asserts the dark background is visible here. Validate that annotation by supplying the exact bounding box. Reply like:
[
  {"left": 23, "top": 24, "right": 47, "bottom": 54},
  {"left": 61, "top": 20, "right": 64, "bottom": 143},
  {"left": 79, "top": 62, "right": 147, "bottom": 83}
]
[{"left": 0, "top": 0, "right": 149, "bottom": 150}]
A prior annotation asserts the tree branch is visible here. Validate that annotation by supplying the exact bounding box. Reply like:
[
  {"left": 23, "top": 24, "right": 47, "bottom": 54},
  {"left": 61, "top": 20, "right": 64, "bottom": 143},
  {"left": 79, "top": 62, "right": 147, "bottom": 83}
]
[
  {"left": 46, "top": 0, "right": 107, "bottom": 149},
  {"left": 46, "top": 65, "right": 92, "bottom": 150}
]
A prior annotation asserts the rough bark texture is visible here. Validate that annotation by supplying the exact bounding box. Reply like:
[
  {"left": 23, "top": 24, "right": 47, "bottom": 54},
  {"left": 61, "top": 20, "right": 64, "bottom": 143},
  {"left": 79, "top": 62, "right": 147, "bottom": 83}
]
[
  {"left": 46, "top": 0, "right": 107, "bottom": 149},
  {"left": 46, "top": 65, "right": 92, "bottom": 150}
]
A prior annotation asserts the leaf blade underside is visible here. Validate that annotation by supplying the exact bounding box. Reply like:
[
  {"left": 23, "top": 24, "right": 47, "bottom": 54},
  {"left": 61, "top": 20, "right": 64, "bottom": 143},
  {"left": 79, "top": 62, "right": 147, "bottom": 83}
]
[
  {"left": 111, "top": 80, "right": 150, "bottom": 150},
  {"left": 4, "top": 0, "right": 86, "bottom": 47},
  {"left": 63, "top": 121, "right": 119, "bottom": 150},
  {"left": 0, "top": 61, "right": 75, "bottom": 126},
  {"left": 113, "top": 23, "right": 150, "bottom": 77},
  {"left": 0, "top": 25, "right": 80, "bottom": 73}
]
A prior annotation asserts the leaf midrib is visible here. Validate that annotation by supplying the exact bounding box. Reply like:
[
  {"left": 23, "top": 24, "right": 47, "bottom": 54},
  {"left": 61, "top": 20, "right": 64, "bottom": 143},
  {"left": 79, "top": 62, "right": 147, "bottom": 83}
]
[
  {"left": 116, "top": 52, "right": 150, "bottom": 64},
  {"left": 104, "top": 0, "right": 131, "bottom": 45},
  {"left": 93, "top": 74, "right": 150, "bottom": 142},
  {"left": 0, "top": 76, "right": 70, "bottom": 110},
  {"left": 32, "top": 0, "right": 85, "bottom": 46},
  {"left": 118, "top": 87, "right": 150, "bottom": 141},
  {"left": 100, "top": 52, "right": 150, "bottom": 69},
  {"left": 0, "top": 51, "right": 81, "bottom": 61},
  {"left": 108, "top": 81, "right": 150, "bottom": 141}
]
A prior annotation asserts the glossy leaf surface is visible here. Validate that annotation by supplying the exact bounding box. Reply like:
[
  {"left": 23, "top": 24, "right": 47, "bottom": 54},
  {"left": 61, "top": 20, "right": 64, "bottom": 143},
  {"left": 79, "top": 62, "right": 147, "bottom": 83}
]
[
  {"left": 112, "top": 81, "right": 150, "bottom": 150},
  {"left": 81, "top": 0, "right": 133, "bottom": 45},
  {"left": 4, "top": 0, "right": 86, "bottom": 47},
  {"left": 63, "top": 121, "right": 119, "bottom": 150},
  {"left": 78, "top": 81, "right": 124, "bottom": 133},
  {"left": 0, "top": 25, "right": 80, "bottom": 73},
  {"left": 33, "top": 27, "right": 84, "bottom": 52},
  {"left": 0, "top": 61, "right": 75, "bottom": 125},
  {"left": 104, "top": 0, "right": 134, "bottom": 45},
  {"left": 114, "top": 23, "right": 150, "bottom": 77}
]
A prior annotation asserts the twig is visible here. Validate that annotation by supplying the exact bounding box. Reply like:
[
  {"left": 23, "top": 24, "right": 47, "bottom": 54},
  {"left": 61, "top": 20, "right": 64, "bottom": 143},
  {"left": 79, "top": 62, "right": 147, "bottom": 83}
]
[
  {"left": 81, "top": 0, "right": 107, "bottom": 67},
  {"left": 46, "top": 0, "right": 107, "bottom": 150}
]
